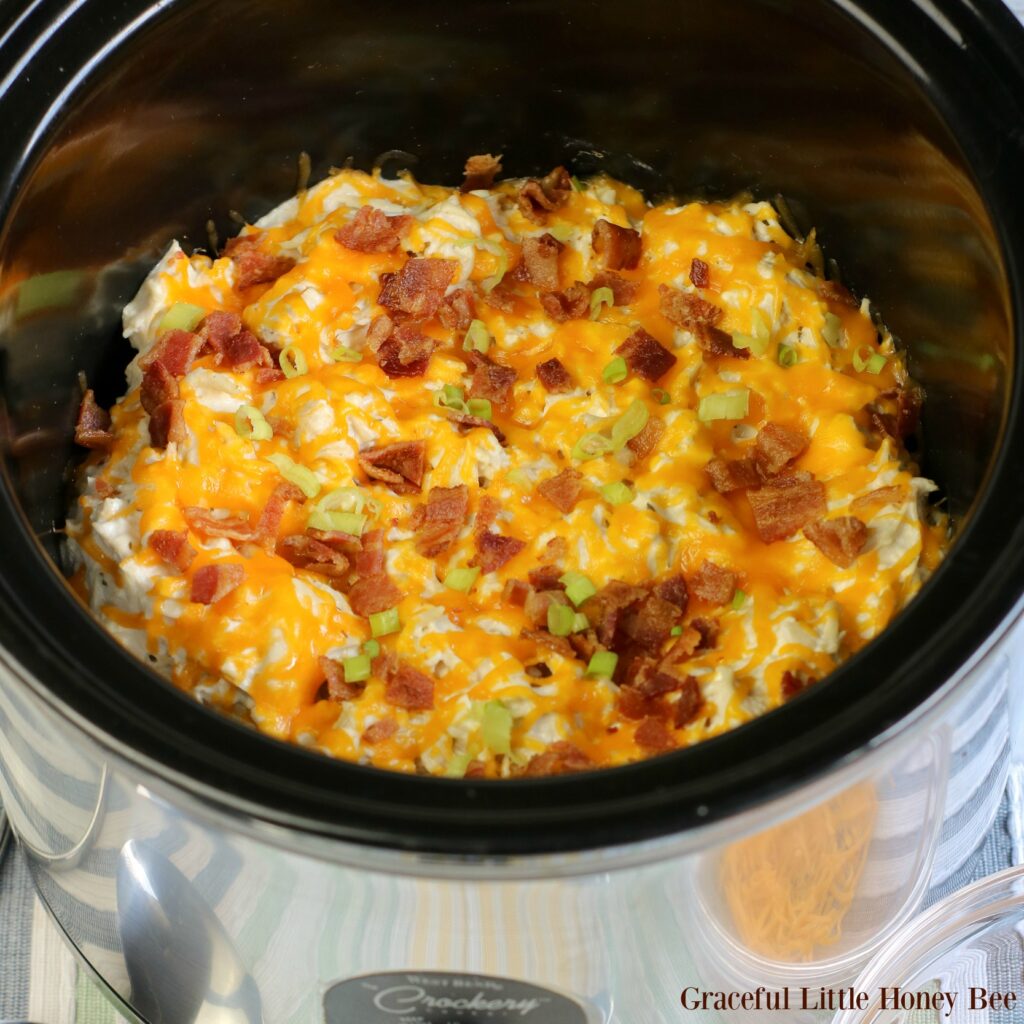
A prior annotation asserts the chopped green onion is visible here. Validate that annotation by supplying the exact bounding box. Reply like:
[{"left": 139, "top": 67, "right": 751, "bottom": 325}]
[
  {"left": 444, "top": 566, "right": 480, "bottom": 592},
  {"left": 506, "top": 468, "right": 530, "bottom": 487},
  {"left": 547, "top": 224, "right": 574, "bottom": 243},
  {"left": 751, "top": 308, "right": 771, "bottom": 343},
  {"left": 462, "top": 319, "right": 491, "bottom": 354},
  {"left": 331, "top": 345, "right": 362, "bottom": 363},
  {"left": 316, "top": 487, "right": 377, "bottom": 516},
  {"left": 610, "top": 400, "right": 650, "bottom": 447},
  {"left": 732, "top": 332, "right": 768, "bottom": 357},
  {"left": 445, "top": 752, "right": 473, "bottom": 778},
  {"left": 158, "top": 302, "right": 206, "bottom": 334},
  {"left": 308, "top": 509, "right": 366, "bottom": 536},
  {"left": 369, "top": 607, "right": 401, "bottom": 638},
  {"left": 481, "top": 700, "right": 513, "bottom": 756},
  {"left": 280, "top": 346, "right": 308, "bottom": 378},
  {"left": 600, "top": 481, "right": 634, "bottom": 506},
  {"left": 670, "top": 625, "right": 683, "bottom": 637},
  {"left": 547, "top": 603, "right": 576, "bottom": 637},
  {"left": 586, "top": 651, "right": 618, "bottom": 678},
  {"left": 572, "top": 612, "right": 590, "bottom": 633},
  {"left": 778, "top": 343, "right": 799, "bottom": 368},
  {"left": 590, "top": 286, "right": 615, "bottom": 320},
  {"left": 570, "top": 175, "right": 585, "bottom": 192},
  {"left": 651, "top": 388, "right": 671, "bottom": 405},
  {"left": 266, "top": 453, "right": 321, "bottom": 498},
  {"left": 697, "top": 389, "right": 749, "bottom": 423},
  {"left": 343, "top": 654, "right": 371, "bottom": 683},
  {"left": 466, "top": 398, "right": 492, "bottom": 420},
  {"left": 455, "top": 237, "right": 508, "bottom": 292},
  {"left": 852, "top": 346, "right": 887, "bottom": 374},
  {"left": 434, "top": 383, "right": 469, "bottom": 414},
  {"left": 602, "top": 356, "right": 628, "bottom": 384},
  {"left": 822, "top": 312, "right": 843, "bottom": 348},
  {"left": 363, "top": 639, "right": 381, "bottom": 658},
  {"left": 234, "top": 404, "right": 273, "bottom": 441},
  {"left": 731, "top": 589, "right": 747, "bottom": 610},
  {"left": 572, "top": 432, "right": 615, "bottom": 461},
  {"left": 560, "top": 572, "right": 597, "bottom": 607}
]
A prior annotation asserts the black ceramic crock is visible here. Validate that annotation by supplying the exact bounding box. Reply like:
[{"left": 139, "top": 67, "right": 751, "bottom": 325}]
[{"left": 0, "top": 0, "right": 1021, "bottom": 856}]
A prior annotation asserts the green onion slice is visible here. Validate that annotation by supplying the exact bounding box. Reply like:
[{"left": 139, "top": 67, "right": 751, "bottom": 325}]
[
  {"left": 434, "top": 383, "right": 469, "bottom": 414},
  {"left": 445, "top": 752, "right": 473, "bottom": 778},
  {"left": 651, "top": 388, "right": 671, "bottom": 405},
  {"left": 547, "top": 224, "right": 574, "bottom": 243},
  {"left": 697, "top": 389, "right": 750, "bottom": 423},
  {"left": 570, "top": 175, "right": 585, "bottom": 192},
  {"left": 307, "top": 509, "right": 366, "bottom": 536},
  {"left": 600, "top": 481, "right": 633, "bottom": 506},
  {"left": 547, "top": 603, "right": 576, "bottom": 637},
  {"left": 590, "top": 286, "right": 615, "bottom": 320},
  {"left": 363, "top": 639, "right": 381, "bottom": 658},
  {"left": 331, "top": 345, "right": 362, "bottom": 363},
  {"left": 316, "top": 486, "right": 380, "bottom": 516},
  {"left": 602, "top": 356, "right": 628, "bottom": 385},
  {"left": 852, "top": 346, "right": 887, "bottom": 374},
  {"left": 571, "top": 432, "right": 615, "bottom": 461},
  {"left": 280, "top": 346, "right": 308, "bottom": 378},
  {"left": 610, "top": 400, "right": 650, "bottom": 447},
  {"left": 560, "top": 572, "right": 597, "bottom": 607},
  {"left": 343, "top": 654, "right": 371, "bottom": 683},
  {"left": 481, "top": 700, "right": 513, "bottom": 756},
  {"left": 158, "top": 302, "right": 206, "bottom": 334},
  {"left": 506, "top": 468, "right": 529, "bottom": 487},
  {"left": 466, "top": 398, "right": 492, "bottom": 421},
  {"left": 670, "top": 625, "right": 683, "bottom": 637},
  {"left": 586, "top": 651, "right": 618, "bottom": 678},
  {"left": 462, "top": 319, "right": 491, "bottom": 354},
  {"left": 266, "top": 453, "right": 321, "bottom": 498},
  {"left": 572, "top": 612, "right": 590, "bottom": 633},
  {"left": 778, "top": 343, "right": 799, "bottom": 368},
  {"left": 731, "top": 589, "right": 747, "bottom": 610},
  {"left": 822, "top": 312, "right": 843, "bottom": 348},
  {"left": 444, "top": 567, "right": 480, "bottom": 592},
  {"left": 732, "top": 331, "right": 768, "bottom": 357},
  {"left": 234, "top": 404, "right": 273, "bottom": 441},
  {"left": 369, "top": 607, "right": 401, "bottom": 638}
]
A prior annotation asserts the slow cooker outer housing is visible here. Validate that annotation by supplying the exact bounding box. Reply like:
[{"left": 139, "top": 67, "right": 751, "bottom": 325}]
[{"left": 0, "top": 0, "right": 1021, "bottom": 856}]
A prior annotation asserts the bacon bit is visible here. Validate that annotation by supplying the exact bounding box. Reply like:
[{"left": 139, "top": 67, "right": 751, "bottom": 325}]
[
  {"left": 590, "top": 270, "right": 639, "bottom": 305},
  {"left": 474, "top": 495, "right": 501, "bottom": 537},
  {"left": 347, "top": 574, "right": 403, "bottom": 617},
  {"left": 582, "top": 580, "right": 646, "bottom": 647},
  {"left": 471, "top": 531, "right": 526, "bottom": 573},
  {"left": 224, "top": 330, "right": 273, "bottom": 371},
  {"left": 255, "top": 481, "right": 305, "bottom": 549},
  {"left": 148, "top": 400, "right": 186, "bottom": 449},
  {"left": 385, "top": 664, "right": 435, "bottom": 710},
  {"left": 819, "top": 279, "right": 858, "bottom": 308},
  {"left": 851, "top": 485, "right": 905, "bottom": 512},
  {"left": 695, "top": 323, "right": 749, "bottom": 360},
  {"left": 618, "top": 685, "right": 663, "bottom": 721},
  {"left": 376, "top": 325, "right": 437, "bottom": 379},
  {"left": 255, "top": 367, "right": 286, "bottom": 386},
  {"left": 537, "top": 468, "right": 584, "bottom": 514},
  {"left": 689, "top": 258, "right": 711, "bottom": 288},
  {"left": 705, "top": 456, "right": 761, "bottom": 493},
  {"left": 635, "top": 716, "right": 674, "bottom": 751},
  {"left": 74, "top": 390, "right": 113, "bottom": 449},
  {"left": 674, "top": 676, "right": 703, "bottom": 727},
  {"left": 872, "top": 385, "right": 924, "bottom": 441},
  {"left": 446, "top": 408, "right": 507, "bottom": 445},
  {"left": 365, "top": 314, "right": 395, "bottom": 353},
  {"left": 183, "top": 506, "right": 256, "bottom": 542},
  {"left": 523, "top": 589, "right": 570, "bottom": 629},
  {"left": 592, "top": 219, "right": 642, "bottom": 270},
  {"left": 520, "top": 233, "right": 562, "bottom": 291},
  {"left": 661, "top": 626, "right": 702, "bottom": 666},
  {"left": 335, "top": 205, "right": 412, "bottom": 253},
  {"left": 437, "top": 288, "right": 476, "bottom": 332},
  {"left": 536, "top": 357, "right": 574, "bottom": 393},
  {"left": 190, "top": 563, "right": 244, "bottom": 604},
  {"left": 528, "top": 565, "right": 565, "bottom": 591},
  {"left": 569, "top": 629, "right": 601, "bottom": 662},
  {"left": 197, "top": 311, "right": 242, "bottom": 357},
  {"left": 691, "top": 617, "right": 719, "bottom": 651},
  {"left": 782, "top": 670, "right": 816, "bottom": 700},
  {"left": 413, "top": 485, "right": 469, "bottom": 557},
  {"left": 278, "top": 535, "right": 350, "bottom": 577},
  {"left": 523, "top": 740, "right": 591, "bottom": 776},
  {"left": 747, "top": 471, "right": 828, "bottom": 543},
  {"left": 149, "top": 529, "right": 196, "bottom": 571},
  {"left": 357, "top": 440, "right": 427, "bottom": 494},
  {"left": 653, "top": 575, "right": 689, "bottom": 612},
  {"left": 482, "top": 281, "right": 518, "bottom": 313},
  {"left": 503, "top": 579, "right": 531, "bottom": 607},
  {"left": 544, "top": 535, "right": 569, "bottom": 563},
  {"left": 804, "top": 516, "right": 868, "bottom": 568},
  {"left": 754, "top": 422, "right": 809, "bottom": 478},
  {"left": 540, "top": 283, "right": 589, "bottom": 322},
  {"left": 362, "top": 718, "right": 399, "bottom": 744},
  {"left": 139, "top": 329, "right": 203, "bottom": 377},
  {"left": 352, "top": 528, "right": 386, "bottom": 576},
  {"left": 465, "top": 760, "right": 487, "bottom": 779},
  {"left": 469, "top": 360, "right": 517, "bottom": 409},
  {"left": 658, "top": 284, "right": 724, "bottom": 328},
  {"left": 93, "top": 478, "right": 117, "bottom": 499},
  {"left": 619, "top": 594, "right": 680, "bottom": 654},
  {"left": 225, "top": 234, "right": 295, "bottom": 289},
  {"left": 615, "top": 327, "right": 677, "bottom": 382},
  {"left": 627, "top": 417, "right": 665, "bottom": 463},
  {"left": 378, "top": 257, "right": 458, "bottom": 319},
  {"left": 319, "top": 656, "right": 362, "bottom": 702},
  {"left": 141, "top": 362, "right": 179, "bottom": 415},
  {"left": 517, "top": 166, "right": 573, "bottom": 222},
  {"left": 691, "top": 560, "right": 736, "bottom": 605},
  {"left": 461, "top": 153, "right": 503, "bottom": 191},
  {"left": 522, "top": 625, "right": 574, "bottom": 660}
]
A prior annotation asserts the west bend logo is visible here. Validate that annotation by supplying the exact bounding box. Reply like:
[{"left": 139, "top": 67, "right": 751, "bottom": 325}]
[{"left": 372, "top": 983, "right": 548, "bottom": 1016}]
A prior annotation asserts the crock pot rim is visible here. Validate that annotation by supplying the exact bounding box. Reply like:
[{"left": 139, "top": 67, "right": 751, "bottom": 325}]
[{"left": 0, "top": 0, "right": 1022, "bottom": 857}]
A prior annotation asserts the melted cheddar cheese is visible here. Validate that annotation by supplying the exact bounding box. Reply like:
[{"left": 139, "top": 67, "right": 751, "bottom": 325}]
[{"left": 69, "top": 167, "right": 947, "bottom": 777}]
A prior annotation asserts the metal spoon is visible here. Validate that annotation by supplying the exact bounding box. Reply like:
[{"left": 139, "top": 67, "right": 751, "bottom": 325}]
[{"left": 117, "top": 841, "right": 263, "bottom": 1024}]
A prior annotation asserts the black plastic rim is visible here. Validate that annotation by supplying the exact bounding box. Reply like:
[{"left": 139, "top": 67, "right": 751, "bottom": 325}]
[{"left": 0, "top": 0, "right": 1021, "bottom": 857}]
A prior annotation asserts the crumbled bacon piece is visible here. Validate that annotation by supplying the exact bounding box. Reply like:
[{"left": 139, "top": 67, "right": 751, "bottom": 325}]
[
  {"left": 747, "top": 471, "right": 828, "bottom": 543},
  {"left": 469, "top": 360, "right": 517, "bottom": 409},
  {"left": 851, "top": 485, "right": 905, "bottom": 512},
  {"left": 695, "top": 324, "right": 749, "bottom": 360},
  {"left": 378, "top": 257, "right": 458, "bottom": 319},
  {"left": 627, "top": 417, "right": 665, "bottom": 463},
  {"left": 523, "top": 588, "right": 570, "bottom": 629},
  {"left": 149, "top": 529, "right": 196, "bottom": 571},
  {"left": 871, "top": 386, "right": 924, "bottom": 441},
  {"left": 658, "top": 284, "right": 724, "bottom": 328},
  {"left": 319, "top": 656, "right": 362, "bottom": 702},
  {"left": 618, "top": 685, "right": 663, "bottom": 721},
  {"left": 540, "top": 283, "right": 589, "bottom": 322},
  {"left": 660, "top": 626, "right": 702, "bottom": 667},
  {"left": 365, "top": 313, "right": 395, "bottom": 352},
  {"left": 376, "top": 325, "right": 437, "bottom": 379},
  {"left": 224, "top": 329, "right": 273, "bottom": 371},
  {"left": 385, "top": 664, "right": 434, "bottom": 710},
  {"left": 517, "top": 166, "right": 573, "bottom": 221},
  {"left": 528, "top": 565, "right": 564, "bottom": 591},
  {"left": 278, "top": 535, "right": 350, "bottom": 577},
  {"left": 255, "top": 481, "right": 305, "bottom": 549},
  {"left": 352, "top": 528, "right": 386, "bottom": 576},
  {"left": 225, "top": 234, "right": 296, "bottom": 289},
  {"left": 523, "top": 740, "right": 591, "bottom": 776},
  {"left": 482, "top": 281, "right": 518, "bottom": 313},
  {"left": 705, "top": 456, "right": 761, "bottom": 493},
  {"left": 183, "top": 506, "right": 256, "bottom": 542},
  {"left": 335, "top": 205, "right": 412, "bottom": 253},
  {"left": 347, "top": 574, "right": 403, "bottom": 617},
  {"left": 437, "top": 288, "right": 476, "bottom": 332},
  {"left": 691, "top": 560, "right": 736, "bottom": 605},
  {"left": 581, "top": 580, "right": 646, "bottom": 647},
  {"left": 536, "top": 357, "right": 574, "bottom": 393},
  {"left": 148, "top": 400, "right": 186, "bottom": 449},
  {"left": 474, "top": 495, "right": 501, "bottom": 537},
  {"left": 503, "top": 579, "right": 531, "bottom": 607},
  {"left": 590, "top": 270, "right": 639, "bottom": 305},
  {"left": 141, "top": 362, "right": 179, "bottom": 415},
  {"left": 537, "top": 468, "right": 584, "bottom": 514},
  {"left": 357, "top": 440, "right": 427, "bottom": 494},
  {"left": 197, "top": 311, "right": 242, "bottom": 357},
  {"left": 635, "top": 716, "right": 674, "bottom": 751},
  {"left": 689, "top": 258, "right": 710, "bottom": 288},
  {"left": 691, "top": 617, "right": 719, "bottom": 651},
  {"left": 461, "top": 153, "right": 503, "bottom": 191},
  {"left": 362, "top": 718, "right": 399, "bottom": 744},
  {"left": 190, "top": 563, "right": 244, "bottom": 604},
  {"left": 592, "top": 220, "right": 642, "bottom": 271},
  {"left": 615, "top": 328, "right": 677, "bottom": 382},
  {"left": 754, "top": 422, "right": 809, "bottom": 478},
  {"left": 781, "top": 670, "right": 816, "bottom": 700},
  {"left": 653, "top": 575, "right": 689, "bottom": 612},
  {"left": 521, "top": 626, "right": 574, "bottom": 660},
  {"left": 139, "top": 329, "right": 203, "bottom": 377},
  {"left": 819, "top": 279, "right": 858, "bottom": 307},
  {"left": 74, "top": 390, "right": 113, "bottom": 449},
  {"left": 674, "top": 676, "right": 703, "bottom": 726},
  {"left": 804, "top": 516, "right": 868, "bottom": 568},
  {"left": 520, "top": 233, "right": 562, "bottom": 292},
  {"left": 446, "top": 409, "right": 507, "bottom": 445},
  {"left": 471, "top": 532, "right": 526, "bottom": 574},
  {"left": 255, "top": 367, "right": 286, "bottom": 386},
  {"left": 619, "top": 594, "right": 680, "bottom": 654},
  {"left": 413, "top": 485, "right": 469, "bottom": 557}
]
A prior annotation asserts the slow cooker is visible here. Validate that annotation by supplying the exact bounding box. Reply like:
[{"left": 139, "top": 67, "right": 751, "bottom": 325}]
[{"left": 0, "top": 0, "right": 1022, "bottom": 1021}]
